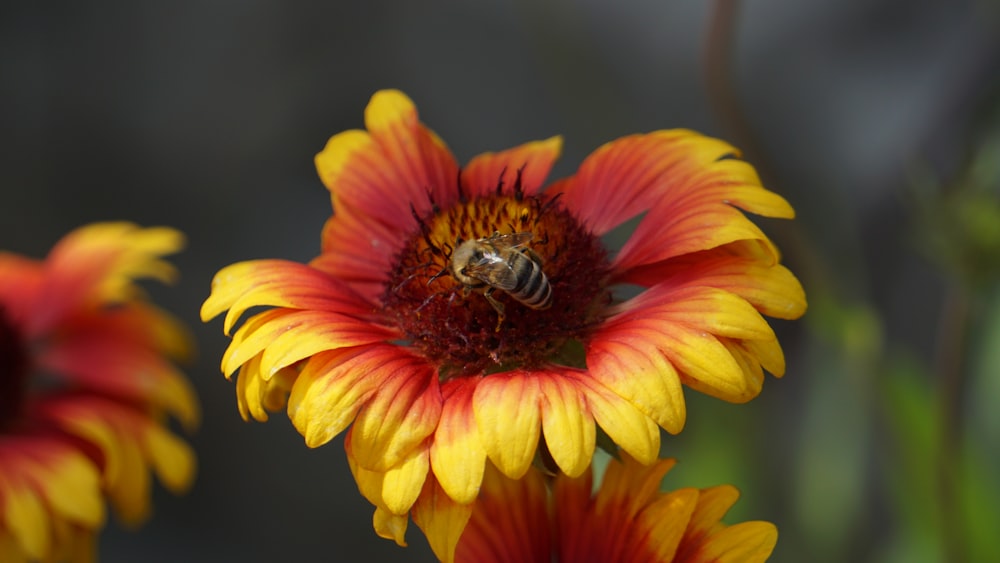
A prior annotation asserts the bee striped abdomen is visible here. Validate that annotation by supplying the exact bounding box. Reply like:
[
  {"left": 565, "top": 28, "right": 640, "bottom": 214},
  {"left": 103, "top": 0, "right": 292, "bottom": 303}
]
[{"left": 508, "top": 252, "right": 552, "bottom": 310}]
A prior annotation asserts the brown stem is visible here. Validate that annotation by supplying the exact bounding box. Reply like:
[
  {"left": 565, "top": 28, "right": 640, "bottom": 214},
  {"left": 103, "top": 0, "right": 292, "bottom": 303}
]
[
  {"left": 935, "top": 283, "right": 969, "bottom": 563},
  {"left": 702, "top": 0, "right": 830, "bottom": 297},
  {"left": 703, "top": 0, "right": 760, "bottom": 168}
]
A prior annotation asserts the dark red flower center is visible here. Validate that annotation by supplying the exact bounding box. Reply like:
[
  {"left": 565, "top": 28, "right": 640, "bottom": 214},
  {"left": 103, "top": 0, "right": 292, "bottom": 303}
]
[
  {"left": 0, "top": 306, "right": 29, "bottom": 429},
  {"left": 381, "top": 177, "right": 612, "bottom": 378}
]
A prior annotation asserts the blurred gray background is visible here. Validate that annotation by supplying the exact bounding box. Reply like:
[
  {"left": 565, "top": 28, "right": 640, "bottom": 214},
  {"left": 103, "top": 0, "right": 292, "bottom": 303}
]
[{"left": 2, "top": 1, "right": 998, "bottom": 561}]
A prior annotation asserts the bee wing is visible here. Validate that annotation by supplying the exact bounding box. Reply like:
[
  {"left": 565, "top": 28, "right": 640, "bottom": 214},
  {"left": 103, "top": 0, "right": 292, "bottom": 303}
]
[
  {"left": 492, "top": 232, "right": 544, "bottom": 266},
  {"left": 464, "top": 254, "right": 520, "bottom": 290},
  {"left": 488, "top": 232, "right": 533, "bottom": 249}
]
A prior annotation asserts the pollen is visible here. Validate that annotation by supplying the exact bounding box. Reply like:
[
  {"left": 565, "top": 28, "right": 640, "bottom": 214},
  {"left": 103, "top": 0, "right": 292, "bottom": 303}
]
[{"left": 381, "top": 179, "right": 612, "bottom": 378}]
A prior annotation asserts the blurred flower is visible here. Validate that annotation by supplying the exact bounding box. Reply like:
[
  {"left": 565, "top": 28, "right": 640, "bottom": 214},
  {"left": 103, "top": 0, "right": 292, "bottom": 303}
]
[
  {"left": 452, "top": 453, "right": 776, "bottom": 563},
  {"left": 0, "top": 223, "right": 198, "bottom": 562},
  {"left": 202, "top": 89, "right": 805, "bottom": 558}
]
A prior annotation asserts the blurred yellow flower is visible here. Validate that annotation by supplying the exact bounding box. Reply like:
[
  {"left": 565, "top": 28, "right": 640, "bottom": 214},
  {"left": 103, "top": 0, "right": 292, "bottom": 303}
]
[{"left": 0, "top": 223, "right": 198, "bottom": 562}]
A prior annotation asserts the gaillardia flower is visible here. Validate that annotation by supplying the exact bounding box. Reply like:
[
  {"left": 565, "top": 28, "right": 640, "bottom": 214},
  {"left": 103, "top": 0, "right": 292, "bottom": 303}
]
[
  {"left": 0, "top": 223, "right": 198, "bottom": 562},
  {"left": 455, "top": 453, "right": 777, "bottom": 562},
  {"left": 202, "top": 89, "right": 805, "bottom": 558}
]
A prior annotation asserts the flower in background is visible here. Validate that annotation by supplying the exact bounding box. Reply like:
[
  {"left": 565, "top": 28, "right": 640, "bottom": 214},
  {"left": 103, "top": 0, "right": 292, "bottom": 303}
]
[
  {"left": 454, "top": 453, "right": 777, "bottom": 563},
  {"left": 0, "top": 223, "right": 198, "bottom": 562},
  {"left": 202, "top": 89, "right": 805, "bottom": 559}
]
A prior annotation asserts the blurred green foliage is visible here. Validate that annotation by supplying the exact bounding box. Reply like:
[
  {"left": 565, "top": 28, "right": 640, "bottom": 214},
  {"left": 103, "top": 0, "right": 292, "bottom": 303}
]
[
  {"left": 908, "top": 117, "right": 1000, "bottom": 289},
  {"left": 670, "top": 22, "right": 1000, "bottom": 561}
]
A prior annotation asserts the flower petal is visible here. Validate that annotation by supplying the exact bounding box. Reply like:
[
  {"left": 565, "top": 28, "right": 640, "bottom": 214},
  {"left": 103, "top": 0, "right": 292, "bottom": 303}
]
[
  {"left": 616, "top": 251, "right": 807, "bottom": 321},
  {"left": 412, "top": 476, "right": 474, "bottom": 563},
  {"left": 63, "top": 402, "right": 174, "bottom": 527},
  {"left": 104, "top": 428, "right": 151, "bottom": 525},
  {"left": 345, "top": 434, "right": 387, "bottom": 508},
  {"left": 685, "top": 484, "right": 740, "bottom": 541},
  {"left": 538, "top": 371, "right": 596, "bottom": 477},
  {"left": 32, "top": 449, "right": 105, "bottom": 530},
  {"left": 286, "top": 347, "right": 388, "bottom": 448},
  {"left": 32, "top": 223, "right": 183, "bottom": 334},
  {"left": 595, "top": 454, "right": 677, "bottom": 519},
  {"left": 52, "top": 400, "right": 197, "bottom": 519},
  {"left": 552, "top": 464, "right": 594, "bottom": 562},
  {"left": 315, "top": 90, "right": 459, "bottom": 233},
  {"left": 201, "top": 259, "right": 375, "bottom": 336},
  {"left": 237, "top": 354, "right": 297, "bottom": 422},
  {"left": 741, "top": 336, "right": 785, "bottom": 378},
  {"left": 222, "top": 308, "right": 396, "bottom": 379},
  {"left": 598, "top": 285, "right": 781, "bottom": 409},
  {"left": 585, "top": 330, "right": 688, "bottom": 434},
  {"left": 472, "top": 372, "right": 541, "bottom": 479},
  {"left": 311, "top": 210, "right": 400, "bottom": 303},
  {"left": 565, "top": 372, "right": 660, "bottom": 464},
  {"left": 461, "top": 136, "right": 563, "bottom": 198},
  {"left": 365, "top": 90, "right": 459, "bottom": 206},
  {"left": 430, "top": 378, "right": 487, "bottom": 505},
  {"left": 144, "top": 421, "right": 197, "bottom": 495},
  {"left": 456, "top": 463, "right": 552, "bottom": 563},
  {"left": 114, "top": 301, "right": 193, "bottom": 362},
  {"left": 553, "top": 131, "right": 789, "bottom": 236},
  {"left": 346, "top": 432, "right": 428, "bottom": 541},
  {"left": 694, "top": 339, "right": 765, "bottom": 402},
  {"left": 0, "top": 252, "right": 44, "bottom": 327},
  {"left": 347, "top": 353, "right": 441, "bottom": 471},
  {"left": 613, "top": 202, "right": 774, "bottom": 273},
  {"left": 221, "top": 309, "right": 285, "bottom": 378},
  {"left": 610, "top": 157, "right": 798, "bottom": 273},
  {"left": 39, "top": 335, "right": 199, "bottom": 430},
  {"left": 373, "top": 506, "right": 410, "bottom": 547},
  {"left": 0, "top": 470, "right": 49, "bottom": 559},
  {"left": 381, "top": 446, "right": 430, "bottom": 515},
  {"left": 235, "top": 353, "right": 265, "bottom": 420},
  {"left": 679, "top": 521, "right": 778, "bottom": 563},
  {"left": 635, "top": 488, "right": 700, "bottom": 561},
  {"left": 0, "top": 440, "right": 105, "bottom": 560}
]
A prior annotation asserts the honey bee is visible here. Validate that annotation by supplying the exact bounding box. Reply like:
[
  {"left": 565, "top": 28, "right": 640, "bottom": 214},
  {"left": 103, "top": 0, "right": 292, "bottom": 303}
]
[{"left": 448, "top": 231, "right": 552, "bottom": 328}]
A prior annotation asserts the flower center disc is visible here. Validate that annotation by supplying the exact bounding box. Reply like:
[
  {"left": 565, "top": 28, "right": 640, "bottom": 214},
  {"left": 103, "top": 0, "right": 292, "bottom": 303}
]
[
  {"left": 0, "top": 307, "right": 29, "bottom": 429},
  {"left": 382, "top": 193, "right": 611, "bottom": 378}
]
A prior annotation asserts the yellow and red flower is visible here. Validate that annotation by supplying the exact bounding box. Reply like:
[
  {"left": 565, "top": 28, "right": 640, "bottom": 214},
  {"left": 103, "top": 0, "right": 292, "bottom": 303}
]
[
  {"left": 452, "top": 453, "right": 777, "bottom": 563},
  {"left": 202, "top": 89, "right": 805, "bottom": 559},
  {"left": 0, "top": 223, "right": 198, "bottom": 562}
]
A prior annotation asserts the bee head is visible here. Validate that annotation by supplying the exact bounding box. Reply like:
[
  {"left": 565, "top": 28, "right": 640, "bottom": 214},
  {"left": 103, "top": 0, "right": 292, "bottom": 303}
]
[{"left": 449, "top": 239, "right": 484, "bottom": 284}]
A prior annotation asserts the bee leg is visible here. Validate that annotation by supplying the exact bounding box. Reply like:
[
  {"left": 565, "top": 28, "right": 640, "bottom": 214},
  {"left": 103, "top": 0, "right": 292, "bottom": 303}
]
[
  {"left": 483, "top": 289, "right": 506, "bottom": 331},
  {"left": 427, "top": 266, "right": 449, "bottom": 285}
]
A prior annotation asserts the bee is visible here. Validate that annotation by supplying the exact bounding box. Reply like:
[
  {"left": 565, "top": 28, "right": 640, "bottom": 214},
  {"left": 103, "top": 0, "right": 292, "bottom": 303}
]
[{"left": 448, "top": 231, "right": 552, "bottom": 329}]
